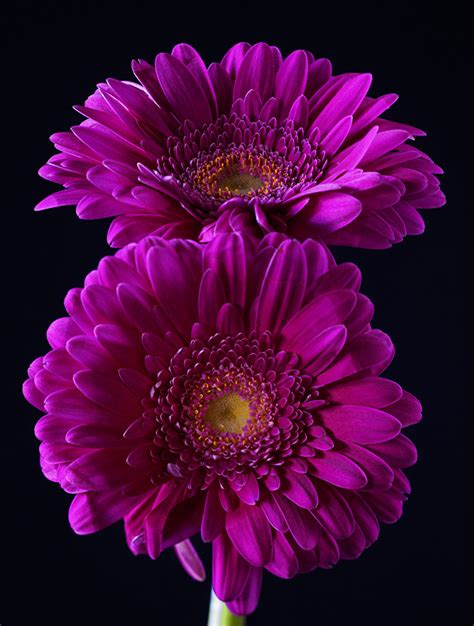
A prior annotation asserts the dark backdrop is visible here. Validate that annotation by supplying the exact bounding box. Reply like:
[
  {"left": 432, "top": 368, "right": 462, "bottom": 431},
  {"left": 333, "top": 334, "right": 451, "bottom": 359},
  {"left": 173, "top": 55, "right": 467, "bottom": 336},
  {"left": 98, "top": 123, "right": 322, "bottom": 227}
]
[{"left": 3, "top": 1, "right": 470, "bottom": 624}]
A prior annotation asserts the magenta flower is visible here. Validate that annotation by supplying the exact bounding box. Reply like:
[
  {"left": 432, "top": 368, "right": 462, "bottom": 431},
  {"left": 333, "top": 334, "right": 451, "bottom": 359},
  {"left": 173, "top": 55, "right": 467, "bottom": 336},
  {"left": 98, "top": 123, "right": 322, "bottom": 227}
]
[
  {"left": 24, "top": 234, "right": 420, "bottom": 615},
  {"left": 36, "top": 42, "right": 444, "bottom": 249}
]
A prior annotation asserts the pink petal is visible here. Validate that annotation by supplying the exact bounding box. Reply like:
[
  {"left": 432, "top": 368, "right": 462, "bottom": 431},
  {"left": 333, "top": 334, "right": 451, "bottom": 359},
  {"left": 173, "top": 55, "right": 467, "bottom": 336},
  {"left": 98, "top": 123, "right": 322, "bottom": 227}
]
[
  {"left": 204, "top": 233, "right": 247, "bottom": 309},
  {"left": 221, "top": 42, "right": 251, "bottom": 79},
  {"left": 155, "top": 53, "right": 212, "bottom": 125},
  {"left": 69, "top": 488, "right": 141, "bottom": 534},
  {"left": 363, "top": 488, "right": 404, "bottom": 524},
  {"left": 23, "top": 378, "right": 46, "bottom": 411},
  {"left": 349, "top": 93, "right": 398, "bottom": 136},
  {"left": 340, "top": 443, "right": 394, "bottom": 490},
  {"left": 292, "top": 192, "right": 362, "bottom": 237},
  {"left": 265, "top": 532, "right": 299, "bottom": 579},
  {"left": 234, "top": 472, "right": 260, "bottom": 506},
  {"left": 43, "top": 348, "right": 80, "bottom": 378},
  {"left": 226, "top": 565, "right": 262, "bottom": 616},
  {"left": 321, "top": 115, "right": 353, "bottom": 156},
  {"left": 260, "top": 490, "right": 288, "bottom": 532},
  {"left": 45, "top": 388, "right": 128, "bottom": 428},
  {"left": 233, "top": 43, "right": 277, "bottom": 102},
  {"left": 280, "top": 290, "right": 356, "bottom": 350},
  {"left": 77, "top": 194, "right": 126, "bottom": 219},
  {"left": 198, "top": 268, "right": 226, "bottom": 326},
  {"left": 81, "top": 284, "right": 126, "bottom": 325},
  {"left": 64, "top": 288, "right": 94, "bottom": 333},
  {"left": 313, "top": 485, "right": 355, "bottom": 540},
  {"left": 308, "top": 451, "right": 368, "bottom": 489},
  {"left": 256, "top": 239, "right": 307, "bottom": 335},
  {"left": 384, "top": 390, "right": 422, "bottom": 426},
  {"left": 35, "top": 413, "right": 75, "bottom": 443},
  {"left": 311, "top": 262, "right": 361, "bottom": 297},
  {"left": 316, "top": 330, "right": 394, "bottom": 386},
  {"left": 146, "top": 242, "right": 199, "bottom": 336},
  {"left": 93, "top": 323, "right": 142, "bottom": 370},
  {"left": 319, "top": 405, "right": 401, "bottom": 444},
  {"left": 361, "top": 130, "right": 410, "bottom": 165},
  {"left": 216, "top": 303, "right": 245, "bottom": 336},
  {"left": 208, "top": 62, "right": 233, "bottom": 115},
  {"left": 47, "top": 317, "right": 81, "bottom": 349},
  {"left": 326, "top": 377, "right": 402, "bottom": 408},
  {"left": 368, "top": 434, "right": 417, "bottom": 468},
  {"left": 73, "top": 370, "right": 141, "bottom": 416},
  {"left": 326, "top": 125, "right": 379, "bottom": 175},
  {"left": 107, "top": 215, "right": 163, "bottom": 247},
  {"left": 172, "top": 43, "right": 216, "bottom": 115},
  {"left": 275, "top": 50, "right": 309, "bottom": 119},
  {"left": 116, "top": 283, "right": 159, "bottom": 333},
  {"left": 67, "top": 422, "right": 128, "bottom": 447},
  {"left": 311, "top": 73, "right": 372, "bottom": 134},
  {"left": 35, "top": 189, "right": 85, "bottom": 211},
  {"left": 226, "top": 503, "right": 273, "bottom": 566},
  {"left": 201, "top": 483, "right": 226, "bottom": 542},
  {"left": 348, "top": 493, "right": 380, "bottom": 546},
  {"left": 280, "top": 471, "right": 318, "bottom": 509},
  {"left": 212, "top": 532, "right": 250, "bottom": 601},
  {"left": 271, "top": 492, "right": 319, "bottom": 550},
  {"left": 174, "top": 539, "right": 206, "bottom": 582},
  {"left": 287, "top": 94, "right": 309, "bottom": 128},
  {"left": 344, "top": 293, "right": 375, "bottom": 337},
  {"left": 299, "top": 325, "right": 348, "bottom": 376},
  {"left": 66, "top": 448, "right": 133, "bottom": 491}
]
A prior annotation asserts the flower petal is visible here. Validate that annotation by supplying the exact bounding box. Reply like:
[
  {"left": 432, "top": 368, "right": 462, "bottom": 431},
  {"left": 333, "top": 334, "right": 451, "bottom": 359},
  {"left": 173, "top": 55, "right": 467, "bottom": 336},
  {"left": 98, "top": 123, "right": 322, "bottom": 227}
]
[
  {"left": 69, "top": 489, "right": 141, "bottom": 534},
  {"left": 256, "top": 240, "right": 307, "bottom": 335},
  {"left": 308, "top": 451, "right": 368, "bottom": 489},
  {"left": 234, "top": 43, "right": 277, "bottom": 102},
  {"left": 226, "top": 503, "right": 273, "bottom": 566},
  {"left": 201, "top": 483, "right": 226, "bottom": 542},
  {"left": 226, "top": 565, "right": 262, "bottom": 616},
  {"left": 319, "top": 405, "right": 401, "bottom": 444},
  {"left": 311, "top": 74, "right": 372, "bottom": 134},
  {"left": 280, "top": 471, "right": 319, "bottom": 509},
  {"left": 280, "top": 290, "right": 356, "bottom": 350},
  {"left": 212, "top": 532, "right": 250, "bottom": 601},
  {"left": 271, "top": 492, "right": 319, "bottom": 550},
  {"left": 175, "top": 539, "right": 206, "bottom": 582},
  {"left": 155, "top": 53, "right": 212, "bottom": 125},
  {"left": 275, "top": 50, "right": 309, "bottom": 119}
]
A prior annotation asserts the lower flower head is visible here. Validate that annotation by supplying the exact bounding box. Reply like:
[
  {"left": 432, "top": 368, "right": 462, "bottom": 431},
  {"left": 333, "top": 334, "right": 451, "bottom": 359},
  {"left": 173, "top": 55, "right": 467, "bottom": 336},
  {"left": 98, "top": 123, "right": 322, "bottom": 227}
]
[{"left": 24, "top": 234, "right": 421, "bottom": 615}]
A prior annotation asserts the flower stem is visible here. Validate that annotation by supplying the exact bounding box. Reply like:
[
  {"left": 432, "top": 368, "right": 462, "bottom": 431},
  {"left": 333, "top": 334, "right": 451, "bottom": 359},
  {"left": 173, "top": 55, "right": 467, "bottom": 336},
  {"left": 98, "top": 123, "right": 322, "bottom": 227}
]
[{"left": 207, "top": 590, "right": 245, "bottom": 626}]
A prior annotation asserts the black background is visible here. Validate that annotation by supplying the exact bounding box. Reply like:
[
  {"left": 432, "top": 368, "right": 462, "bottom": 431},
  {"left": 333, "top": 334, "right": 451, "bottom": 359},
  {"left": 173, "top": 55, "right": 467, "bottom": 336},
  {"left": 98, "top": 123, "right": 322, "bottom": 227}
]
[{"left": 2, "top": 1, "right": 470, "bottom": 624}]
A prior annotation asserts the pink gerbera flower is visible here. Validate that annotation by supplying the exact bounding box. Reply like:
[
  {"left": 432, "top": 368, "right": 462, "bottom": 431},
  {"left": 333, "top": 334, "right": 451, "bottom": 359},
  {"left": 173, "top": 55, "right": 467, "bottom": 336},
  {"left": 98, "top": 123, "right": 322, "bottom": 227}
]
[
  {"left": 36, "top": 42, "right": 444, "bottom": 249},
  {"left": 24, "top": 234, "right": 421, "bottom": 615}
]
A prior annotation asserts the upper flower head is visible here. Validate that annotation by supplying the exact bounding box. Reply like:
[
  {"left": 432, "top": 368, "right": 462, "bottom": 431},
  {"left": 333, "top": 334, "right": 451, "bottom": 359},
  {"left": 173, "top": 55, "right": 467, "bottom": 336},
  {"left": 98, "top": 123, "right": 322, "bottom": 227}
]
[
  {"left": 36, "top": 42, "right": 444, "bottom": 249},
  {"left": 24, "top": 233, "right": 421, "bottom": 615}
]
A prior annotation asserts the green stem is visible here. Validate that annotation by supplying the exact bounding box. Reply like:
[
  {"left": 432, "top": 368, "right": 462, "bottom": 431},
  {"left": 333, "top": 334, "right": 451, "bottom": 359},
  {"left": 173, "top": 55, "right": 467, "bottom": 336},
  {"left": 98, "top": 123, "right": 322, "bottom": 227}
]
[{"left": 207, "top": 590, "right": 246, "bottom": 626}]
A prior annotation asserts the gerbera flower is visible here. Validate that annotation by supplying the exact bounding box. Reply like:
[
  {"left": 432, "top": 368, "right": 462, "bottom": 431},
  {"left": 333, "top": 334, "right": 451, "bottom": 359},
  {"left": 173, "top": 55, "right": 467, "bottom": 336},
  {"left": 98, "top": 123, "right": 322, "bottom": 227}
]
[
  {"left": 36, "top": 42, "right": 444, "bottom": 249},
  {"left": 24, "top": 234, "right": 420, "bottom": 615}
]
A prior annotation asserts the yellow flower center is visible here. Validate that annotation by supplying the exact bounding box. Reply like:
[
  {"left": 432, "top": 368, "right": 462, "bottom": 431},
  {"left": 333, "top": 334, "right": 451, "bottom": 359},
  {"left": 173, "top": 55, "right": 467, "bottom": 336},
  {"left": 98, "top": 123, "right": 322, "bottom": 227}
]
[
  {"left": 217, "top": 173, "right": 264, "bottom": 195},
  {"left": 203, "top": 393, "right": 251, "bottom": 433},
  {"left": 191, "top": 147, "right": 289, "bottom": 201}
]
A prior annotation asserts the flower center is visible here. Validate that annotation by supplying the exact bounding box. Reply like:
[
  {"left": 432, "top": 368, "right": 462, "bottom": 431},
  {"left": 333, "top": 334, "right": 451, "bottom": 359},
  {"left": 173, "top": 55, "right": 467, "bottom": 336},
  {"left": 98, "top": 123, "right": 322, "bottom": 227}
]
[
  {"left": 218, "top": 173, "right": 263, "bottom": 196},
  {"left": 150, "top": 332, "right": 321, "bottom": 478},
  {"left": 193, "top": 147, "right": 286, "bottom": 201},
  {"left": 187, "top": 364, "right": 272, "bottom": 446},
  {"left": 202, "top": 393, "right": 251, "bottom": 433},
  {"left": 155, "top": 114, "right": 326, "bottom": 212}
]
